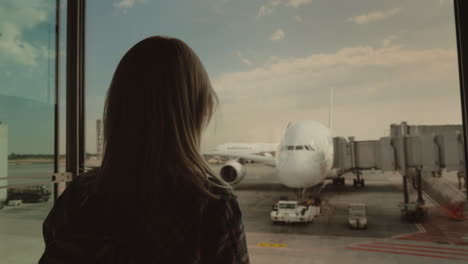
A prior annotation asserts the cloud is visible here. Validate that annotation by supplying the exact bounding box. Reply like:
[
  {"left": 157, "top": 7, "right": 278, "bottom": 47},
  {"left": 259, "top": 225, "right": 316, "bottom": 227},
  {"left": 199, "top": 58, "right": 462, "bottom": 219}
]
[
  {"left": 270, "top": 28, "right": 285, "bottom": 41},
  {"left": 113, "top": 0, "right": 145, "bottom": 13},
  {"left": 237, "top": 51, "right": 252, "bottom": 65},
  {"left": 285, "top": 0, "right": 313, "bottom": 8},
  {"left": 0, "top": 0, "right": 51, "bottom": 66},
  {"left": 258, "top": 6, "right": 273, "bottom": 17},
  {"left": 348, "top": 8, "right": 400, "bottom": 24},
  {"left": 258, "top": 0, "right": 312, "bottom": 17},
  {"left": 204, "top": 43, "right": 458, "bottom": 148},
  {"left": 214, "top": 45, "right": 456, "bottom": 100},
  {"left": 258, "top": 0, "right": 281, "bottom": 17},
  {"left": 382, "top": 35, "right": 397, "bottom": 47},
  {"left": 294, "top": 15, "right": 303, "bottom": 22}
]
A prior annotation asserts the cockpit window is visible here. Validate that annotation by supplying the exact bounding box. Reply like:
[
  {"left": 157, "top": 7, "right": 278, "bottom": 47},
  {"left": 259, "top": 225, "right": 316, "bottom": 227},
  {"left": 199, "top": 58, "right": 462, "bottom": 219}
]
[{"left": 283, "top": 145, "right": 314, "bottom": 151}]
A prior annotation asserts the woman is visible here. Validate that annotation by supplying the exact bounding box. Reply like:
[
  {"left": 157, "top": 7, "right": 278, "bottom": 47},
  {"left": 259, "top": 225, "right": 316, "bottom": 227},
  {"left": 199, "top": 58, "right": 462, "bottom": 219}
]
[{"left": 39, "top": 36, "right": 250, "bottom": 264}]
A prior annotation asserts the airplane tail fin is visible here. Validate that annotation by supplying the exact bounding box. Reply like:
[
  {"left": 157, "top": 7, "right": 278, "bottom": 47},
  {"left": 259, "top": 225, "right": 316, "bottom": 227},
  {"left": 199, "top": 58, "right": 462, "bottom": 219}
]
[{"left": 328, "top": 87, "right": 333, "bottom": 130}]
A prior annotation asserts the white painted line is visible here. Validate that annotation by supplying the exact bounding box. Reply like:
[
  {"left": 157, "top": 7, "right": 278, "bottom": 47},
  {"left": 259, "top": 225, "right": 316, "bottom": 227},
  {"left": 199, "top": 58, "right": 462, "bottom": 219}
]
[{"left": 415, "top": 224, "right": 426, "bottom": 233}]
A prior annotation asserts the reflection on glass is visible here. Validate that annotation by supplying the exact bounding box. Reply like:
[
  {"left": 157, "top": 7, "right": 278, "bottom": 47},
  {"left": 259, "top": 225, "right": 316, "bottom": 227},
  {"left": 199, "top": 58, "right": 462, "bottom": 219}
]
[
  {"left": 86, "top": 0, "right": 463, "bottom": 263},
  {"left": 0, "top": 1, "right": 58, "bottom": 263}
]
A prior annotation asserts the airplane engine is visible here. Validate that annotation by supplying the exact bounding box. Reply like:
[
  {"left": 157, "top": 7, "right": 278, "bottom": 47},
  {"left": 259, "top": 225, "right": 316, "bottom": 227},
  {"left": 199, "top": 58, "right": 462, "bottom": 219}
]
[{"left": 219, "top": 160, "right": 246, "bottom": 184}]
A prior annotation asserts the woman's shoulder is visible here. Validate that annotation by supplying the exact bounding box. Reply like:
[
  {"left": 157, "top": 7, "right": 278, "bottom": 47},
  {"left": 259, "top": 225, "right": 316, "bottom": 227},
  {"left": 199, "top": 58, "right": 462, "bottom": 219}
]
[
  {"left": 204, "top": 177, "right": 242, "bottom": 219},
  {"left": 59, "top": 169, "right": 100, "bottom": 209},
  {"left": 77, "top": 168, "right": 99, "bottom": 181},
  {"left": 206, "top": 177, "right": 235, "bottom": 200},
  {"left": 71, "top": 168, "right": 99, "bottom": 190}
]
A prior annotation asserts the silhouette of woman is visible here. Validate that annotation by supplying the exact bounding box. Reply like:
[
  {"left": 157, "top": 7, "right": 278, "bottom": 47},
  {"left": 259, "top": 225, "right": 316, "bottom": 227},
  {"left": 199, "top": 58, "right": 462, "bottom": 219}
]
[{"left": 39, "top": 36, "right": 250, "bottom": 264}]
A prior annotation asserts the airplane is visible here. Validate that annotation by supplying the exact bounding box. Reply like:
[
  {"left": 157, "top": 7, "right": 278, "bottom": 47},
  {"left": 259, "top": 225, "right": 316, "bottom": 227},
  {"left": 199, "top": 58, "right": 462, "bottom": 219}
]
[
  {"left": 203, "top": 120, "right": 348, "bottom": 195},
  {"left": 205, "top": 142, "right": 278, "bottom": 163},
  {"left": 212, "top": 142, "right": 278, "bottom": 156},
  {"left": 203, "top": 88, "right": 365, "bottom": 198}
]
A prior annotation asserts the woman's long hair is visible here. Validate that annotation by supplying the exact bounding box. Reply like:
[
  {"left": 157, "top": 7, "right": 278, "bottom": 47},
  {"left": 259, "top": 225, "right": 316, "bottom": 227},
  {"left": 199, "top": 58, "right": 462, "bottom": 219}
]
[{"left": 94, "top": 36, "right": 229, "bottom": 212}]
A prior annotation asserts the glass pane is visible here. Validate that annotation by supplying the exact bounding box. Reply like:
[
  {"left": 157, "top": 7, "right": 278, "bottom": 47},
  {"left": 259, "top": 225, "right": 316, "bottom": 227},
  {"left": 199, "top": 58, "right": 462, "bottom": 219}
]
[
  {"left": 86, "top": 1, "right": 463, "bottom": 263},
  {"left": 0, "top": 1, "right": 63, "bottom": 263}
]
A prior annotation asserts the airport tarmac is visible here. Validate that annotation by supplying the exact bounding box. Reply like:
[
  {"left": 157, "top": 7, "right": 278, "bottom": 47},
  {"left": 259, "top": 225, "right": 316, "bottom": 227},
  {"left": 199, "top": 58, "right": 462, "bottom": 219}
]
[
  {"left": 0, "top": 163, "right": 467, "bottom": 263},
  {"left": 213, "top": 163, "right": 468, "bottom": 264}
]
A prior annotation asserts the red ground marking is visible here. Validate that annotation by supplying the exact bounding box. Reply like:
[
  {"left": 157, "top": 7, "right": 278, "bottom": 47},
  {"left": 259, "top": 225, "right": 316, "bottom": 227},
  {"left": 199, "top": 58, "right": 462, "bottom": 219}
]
[
  {"left": 346, "top": 246, "right": 468, "bottom": 262},
  {"left": 401, "top": 232, "right": 468, "bottom": 244},
  {"left": 410, "top": 234, "right": 460, "bottom": 240},
  {"left": 440, "top": 206, "right": 464, "bottom": 220},
  {"left": 373, "top": 242, "right": 468, "bottom": 252},
  {"left": 392, "top": 232, "right": 424, "bottom": 239},
  {"left": 411, "top": 232, "right": 465, "bottom": 236},
  {"left": 397, "top": 237, "right": 438, "bottom": 243},
  {"left": 411, "top": 234, "right": 446, "bottom": 237},
  {"left": 358, "top": 244, "right": 468, "bottom": 257}
]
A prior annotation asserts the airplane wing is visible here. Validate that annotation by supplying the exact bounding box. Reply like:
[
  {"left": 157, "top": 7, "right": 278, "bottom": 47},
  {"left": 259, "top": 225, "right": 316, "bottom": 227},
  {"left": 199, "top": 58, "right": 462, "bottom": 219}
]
[{"left": 203, "top": 151, "right": 277, "bottom": 167}]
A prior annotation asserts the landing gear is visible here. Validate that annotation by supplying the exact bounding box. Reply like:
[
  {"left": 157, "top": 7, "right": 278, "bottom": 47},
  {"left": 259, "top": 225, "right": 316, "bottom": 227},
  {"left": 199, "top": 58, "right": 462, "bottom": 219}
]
[
  {"left": 400, "top": 202, "right": 427, "bottom": 222},
  {"left": 332, "top": 178, "right": 345, "bottom": 186},
  {"left": 294, "top": 188, "right": 310, "bottom": 201},
  {"left": 301, "top": 188, "right": 307, "bottom": 200},
  {"left": 353, "top": 178, "right": 365, "bottom": 187},
  {"left": 352, "top": 170, "right": 365, "bottom": 188}
]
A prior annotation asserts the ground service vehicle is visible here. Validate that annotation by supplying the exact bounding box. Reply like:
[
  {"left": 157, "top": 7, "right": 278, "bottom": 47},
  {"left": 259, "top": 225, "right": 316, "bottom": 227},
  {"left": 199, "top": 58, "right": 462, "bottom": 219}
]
[
  {"left": 271, "top": 200, "right": 320, "bottom": 223},
  {"left": 348, "top": 203, "right": 367, "bottom": 229},
  {"left": 7, "top": 185, "right": 51, "bottom": 203}
]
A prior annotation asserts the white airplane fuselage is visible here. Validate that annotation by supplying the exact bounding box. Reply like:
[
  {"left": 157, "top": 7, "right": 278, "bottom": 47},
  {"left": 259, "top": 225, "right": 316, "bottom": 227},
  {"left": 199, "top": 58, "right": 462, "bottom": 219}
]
[
  {"left": 276, "top": 120, "right": 334, "bottom": 188},
  {"left": 214, "top": 142, "right": 278, "bottom": 155}
]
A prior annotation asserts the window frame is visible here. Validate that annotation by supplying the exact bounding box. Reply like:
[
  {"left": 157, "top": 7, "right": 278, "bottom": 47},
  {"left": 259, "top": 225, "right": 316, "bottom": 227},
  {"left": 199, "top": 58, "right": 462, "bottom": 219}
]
[
  {"left": 59, "top": 0, "right": 86, "bottom": 200},
  {"left": 454, "top": 0, "right": 468, "bottom": 204},
  {"left": 59, "top": 0, "right": 468, "bottom": 204}
]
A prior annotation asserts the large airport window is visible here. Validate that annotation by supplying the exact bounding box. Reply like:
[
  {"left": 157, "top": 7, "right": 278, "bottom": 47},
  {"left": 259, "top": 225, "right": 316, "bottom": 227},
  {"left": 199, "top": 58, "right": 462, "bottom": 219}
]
[
  {"left": 85, "top": 1, "right": 466, "bottom": 263},
  {"left": 0, "top": 1, "right": 65, "bottom": 263}
]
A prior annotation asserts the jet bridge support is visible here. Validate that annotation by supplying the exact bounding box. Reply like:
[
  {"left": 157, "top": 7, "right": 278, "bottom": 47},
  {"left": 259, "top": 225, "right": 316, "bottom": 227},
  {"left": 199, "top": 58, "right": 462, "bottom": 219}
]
[
  {"left": 458, "top": 171, "right": 466, "bottom": 190},
  {"left": 333, "top": 124, "right": 467, "bottom": 221},
  {"left": 415, "top": 169, "right": 424, "bottom": 205}
]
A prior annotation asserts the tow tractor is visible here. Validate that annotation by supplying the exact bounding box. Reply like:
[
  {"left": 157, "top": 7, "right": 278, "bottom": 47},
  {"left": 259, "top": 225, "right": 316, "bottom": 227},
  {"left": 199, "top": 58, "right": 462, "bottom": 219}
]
[
  {"left": 271, "top": 198, "right": 321, "bottom": 224},
  {"left": 348, "top": 203, "right": 367, "bottom": 229},
  {"left": 7, "top": 185, "right": 51, "bottom": 203}
]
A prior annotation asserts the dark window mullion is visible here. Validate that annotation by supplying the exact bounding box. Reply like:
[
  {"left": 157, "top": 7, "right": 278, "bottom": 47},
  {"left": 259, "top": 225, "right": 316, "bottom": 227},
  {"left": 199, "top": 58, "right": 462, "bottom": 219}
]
[
  {"left": 78, "top": 0, "right": 86, "bottom": 174},
  {"left": 65, "top": 0, "right": 86, "bottom": 189},
  {"left": 454, "top": 0, "right": 468, "bottom": 204},
  {"left": 53, "top": 0, "right": 61, "bottom": 200}
]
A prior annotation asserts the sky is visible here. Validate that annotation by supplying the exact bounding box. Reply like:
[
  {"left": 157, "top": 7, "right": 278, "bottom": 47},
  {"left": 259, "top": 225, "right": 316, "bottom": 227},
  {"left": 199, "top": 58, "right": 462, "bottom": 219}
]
[{"left": 0, "top": 0, "right": 463, "bottom": 154}]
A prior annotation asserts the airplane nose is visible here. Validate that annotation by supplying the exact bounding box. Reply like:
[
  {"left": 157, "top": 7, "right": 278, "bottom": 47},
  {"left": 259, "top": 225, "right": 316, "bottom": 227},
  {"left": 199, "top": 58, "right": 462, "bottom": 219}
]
[{"left": 278, "top": 152, "right": 324, "bottom": 188}]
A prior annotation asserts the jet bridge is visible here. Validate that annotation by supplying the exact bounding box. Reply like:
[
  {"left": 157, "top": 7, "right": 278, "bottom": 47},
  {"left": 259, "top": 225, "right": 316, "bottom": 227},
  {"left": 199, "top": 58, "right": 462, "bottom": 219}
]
[{"left": 332, "top": 124, "right": 467, "bottom": 220}]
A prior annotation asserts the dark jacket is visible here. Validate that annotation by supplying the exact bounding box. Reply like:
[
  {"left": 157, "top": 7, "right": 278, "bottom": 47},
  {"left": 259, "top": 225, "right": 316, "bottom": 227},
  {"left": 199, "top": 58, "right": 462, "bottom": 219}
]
[{"left": 38, "top": 170, "right": 250, "bottom": 264}]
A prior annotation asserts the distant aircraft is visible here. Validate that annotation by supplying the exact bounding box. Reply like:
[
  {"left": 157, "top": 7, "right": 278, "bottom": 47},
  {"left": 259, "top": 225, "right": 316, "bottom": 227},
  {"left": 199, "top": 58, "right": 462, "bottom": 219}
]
[{"left": 206, "top": 142, "right": 278, "bottom": 162}]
